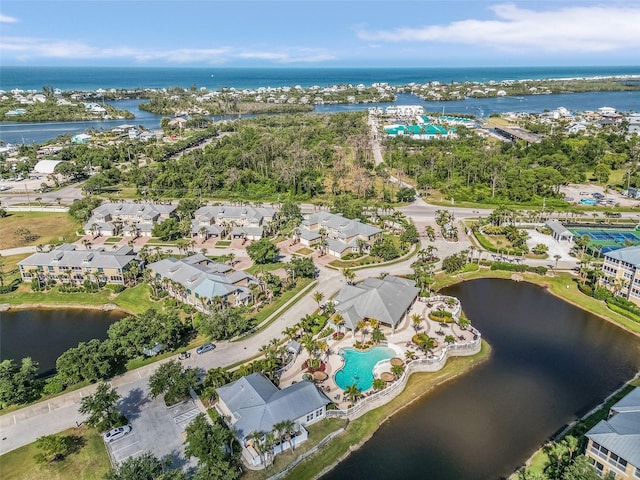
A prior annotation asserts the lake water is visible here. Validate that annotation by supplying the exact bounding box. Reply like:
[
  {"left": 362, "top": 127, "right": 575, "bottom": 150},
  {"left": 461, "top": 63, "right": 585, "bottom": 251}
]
[
  {"left": 322, "top": 279, "right": 640, "bottom": 480},
  {"left": 0, "top": 308, "right": 125, "bottom": 376}
]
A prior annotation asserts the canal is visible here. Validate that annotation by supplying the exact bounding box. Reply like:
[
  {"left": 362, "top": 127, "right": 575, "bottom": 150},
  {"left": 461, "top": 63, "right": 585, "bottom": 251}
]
[
  {"left": 0, "top": 308, "right": 126, "bottom": 376},
  {"left": 323, "top": 278, "right": 640, "bottom": 480}
]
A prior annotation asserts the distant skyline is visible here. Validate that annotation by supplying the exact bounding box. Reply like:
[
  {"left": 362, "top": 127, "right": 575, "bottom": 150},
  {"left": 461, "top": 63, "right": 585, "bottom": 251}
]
[{"left": 1, "top": 1, "right": 640, "bottom": 68}]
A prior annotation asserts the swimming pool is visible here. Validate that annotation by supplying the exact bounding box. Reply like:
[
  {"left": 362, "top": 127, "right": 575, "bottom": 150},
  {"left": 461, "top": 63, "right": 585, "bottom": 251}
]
[{"left": 334, "top": 346, "right": 396, "bottom": 392}]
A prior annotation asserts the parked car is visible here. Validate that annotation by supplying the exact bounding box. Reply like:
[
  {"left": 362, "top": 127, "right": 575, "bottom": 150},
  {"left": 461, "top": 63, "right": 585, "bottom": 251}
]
[
  {"left": 103, "top": 425, "right": 132, "bottom": 443},
  {"left": 178, "top": 351, "right": 191, "bottom": 360},
  {"left": 196, "top": 343, "right": 215, "bottom": 354}
]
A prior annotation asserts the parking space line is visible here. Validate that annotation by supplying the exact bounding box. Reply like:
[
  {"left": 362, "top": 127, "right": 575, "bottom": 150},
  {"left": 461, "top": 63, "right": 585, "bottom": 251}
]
[
  {"left": 111, "top": 440, "right": 139, "bottom": 454},
  {"left": 119, "top": 449, "right": 143, "bottom": 462}
]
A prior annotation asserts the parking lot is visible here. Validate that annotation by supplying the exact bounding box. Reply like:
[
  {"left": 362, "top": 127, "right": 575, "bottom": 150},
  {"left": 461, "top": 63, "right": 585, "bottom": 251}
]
[
  {"left": 106, "top": 384, "right": 202, "bottom": 470},
  {"left": 560, "top": 183, "right": 639, "bottom": 207}
]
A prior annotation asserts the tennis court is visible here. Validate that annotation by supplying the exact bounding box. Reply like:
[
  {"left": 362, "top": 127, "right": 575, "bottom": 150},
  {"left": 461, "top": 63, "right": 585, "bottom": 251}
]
[{"left": 571, "top": 228, "right": 640, "bottom": 254}]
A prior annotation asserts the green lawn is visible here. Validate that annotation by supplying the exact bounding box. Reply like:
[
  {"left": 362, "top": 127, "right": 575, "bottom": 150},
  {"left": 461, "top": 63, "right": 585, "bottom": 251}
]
[
  {"left": 0, "top": 282, "right": 157, "bottom": 315},
  {"left": 245, "top": 261, "right": 286, "bottom": 275},
  {"left": 0, "top": 426, "right": 111, "bottom": 480}
]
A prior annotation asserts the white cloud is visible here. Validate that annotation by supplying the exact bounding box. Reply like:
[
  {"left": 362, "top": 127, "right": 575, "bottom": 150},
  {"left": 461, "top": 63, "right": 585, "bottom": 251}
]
[
  {"left": 0, "top": 36, "right": 335, "bottom": 64},
  {"left": 238, "top": 49, "right": 336, "bottom": 63},
  {"left": 1, "top": 36, "right": 231, "bottom": 63},
  {"left": 0, "top": 13, "right": 18, "bottom": 23},
  {"left": 357, "top": 3, "right": 640, "bottom": 52}
]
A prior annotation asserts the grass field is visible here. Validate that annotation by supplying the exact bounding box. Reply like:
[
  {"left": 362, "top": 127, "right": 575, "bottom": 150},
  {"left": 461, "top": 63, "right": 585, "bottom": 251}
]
[
  {"left": 0, "top": 426, "right": 111, "bottom": 480},
  {"left": 0, "top": 212, "right": 79, "bottom": 250}
]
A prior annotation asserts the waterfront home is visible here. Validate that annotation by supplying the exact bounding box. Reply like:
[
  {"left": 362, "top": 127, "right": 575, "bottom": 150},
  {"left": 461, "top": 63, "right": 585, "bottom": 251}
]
[
  {"left": 333, "top": 275, "right": 419, "bottom": 334},
  {"left": 18, "top": 244, "right": 139, "bottom": 286},
  {"left": 296, "top": 212, "right": 382, "bottom": 258},
  {"left": 215, "top": 373, "right": 330, "bottom": 466},
  {"left": 84, "top": 201, "right": 177, "bottom": 238},
  {"left": 146, "top": 254, "right": 256, "bottom": 309},
  {"left": 71, "top": 133, "right": 92, "bottom": 144},
  {"left": 385, "top": 105, "right": 424, "bottom": 118},
  {"left": 190, "top": 205, "right": 277, "bottom": 240},
  {"left": 584, "top": 387, "right": 640, "bottom": 479},
  {"left": 601, "top": 245, "right": 640, "bottom": 305}
]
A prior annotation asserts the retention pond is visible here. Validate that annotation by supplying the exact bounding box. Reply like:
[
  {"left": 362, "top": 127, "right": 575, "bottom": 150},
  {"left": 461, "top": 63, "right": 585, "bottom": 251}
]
[
  {"left": 323, "top": 278, "right": 640, "bottom": 480},
  {"left": 0, "top": 308, "right": 125, "bottom": 375}
]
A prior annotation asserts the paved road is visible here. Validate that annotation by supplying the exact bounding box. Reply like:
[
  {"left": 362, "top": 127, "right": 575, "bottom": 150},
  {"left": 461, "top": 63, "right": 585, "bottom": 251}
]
[{"left": 0, "top": 117, "right": 580, "bottom": 455}]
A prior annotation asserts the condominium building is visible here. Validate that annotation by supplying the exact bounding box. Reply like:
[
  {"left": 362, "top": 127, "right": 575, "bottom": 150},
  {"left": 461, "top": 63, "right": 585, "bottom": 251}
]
[
  {"left": 146, "top": 254, "right": 256, "bottom": 309},
  {"left": 296, "top": 212, "right": 382, "bottom": 258},
  {"left": 18, "top": 244, "right": 139, "bottom": 285},
  {"left": 601, "top": 246, "right": 640, "bottom": 305},
  {"left": 84, "top": 202, "right": 176, "bottom": 238},
  {"left": 585, "top": 387, "right": 640, "bottom": 479}
]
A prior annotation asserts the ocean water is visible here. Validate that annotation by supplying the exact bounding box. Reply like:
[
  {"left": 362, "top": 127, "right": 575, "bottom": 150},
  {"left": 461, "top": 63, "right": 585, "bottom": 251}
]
[{"left": 2, "top": 65, "right": 640, "bottom": 91}]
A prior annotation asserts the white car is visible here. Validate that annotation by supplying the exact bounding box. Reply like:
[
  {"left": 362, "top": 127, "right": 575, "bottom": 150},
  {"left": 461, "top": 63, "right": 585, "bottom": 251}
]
[{"left": 103, "top": 425, "right": 132, "bottom": 443}]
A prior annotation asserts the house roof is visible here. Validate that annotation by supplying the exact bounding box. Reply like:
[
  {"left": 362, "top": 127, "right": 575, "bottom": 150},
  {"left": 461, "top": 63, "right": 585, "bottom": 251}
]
[
  {"left": 193, "top": 206, "right": 277, "bottom": 225},
  {"left": 302, "top": 212, "right": 382, "bottom": 238},
  {"left": 586, "top": 388, "right": 640, "bottom": 467},
  {"left": 334, "top": 276, "right": 419, "bottom": 330},
  {"left": 604, "top": 245, "right": 640, "bottom": 266},
  {"left": 33, "top": 159, "right": 63, "bottom": 174},
  {"left": 545, "top": 220, "right": 573, "bottom": 238},
  {"left": 18, "top": 244, "right": 137, "bottom": 270},
  {"left": 216, "top": 373, "right": 330, "bottom": 440},
  {"left": 147, "top": 256, "right": 254, "bottom": 301}
]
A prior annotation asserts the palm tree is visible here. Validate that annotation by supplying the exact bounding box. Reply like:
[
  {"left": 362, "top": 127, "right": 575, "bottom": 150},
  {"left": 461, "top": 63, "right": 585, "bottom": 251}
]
[
  {"left": 342, "top": 268, "right": 355, "bottom": 285},
  {"left": 390, "top": 364, "right": 404, "bottom": 379},
  {"left": 312, "top": 290, "right": 324, "bottom": 309},
  {"left": 344, "top": 383, "right": 361, "bottom": 404},
  {"left": 553, "top": 254, "right": 561, "bottom": 269},
  {"left": 371, "top": 327, "right": 386, "bottom": 344},
  {"left": 404, "top": 349, "right": 417, "bottom": 361},
  {"left": 411, "top": 314, "right": 422, "bottom": 332},
  {"left": 356, "top": 320, "right": 368, "bottom": 343},
  {"left": 282, "top": 419, "right": 297, "bottom": 452},
  {"left": 372, "top": 378, "right": 387, "bottom": 391},
  {"left": 332, "top": 313, "right": 345, "bottom": 334}
]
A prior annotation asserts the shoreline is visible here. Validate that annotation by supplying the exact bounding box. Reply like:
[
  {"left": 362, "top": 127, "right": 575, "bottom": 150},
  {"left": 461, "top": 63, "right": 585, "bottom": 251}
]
[{"left": 0, "top": 302, "right": 132, "bottom": 315}]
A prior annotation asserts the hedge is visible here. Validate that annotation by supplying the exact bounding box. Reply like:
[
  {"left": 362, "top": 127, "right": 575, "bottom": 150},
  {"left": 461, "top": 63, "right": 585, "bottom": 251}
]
[{"left": 489, "top": 261, "right": 547, "bottom": 275}]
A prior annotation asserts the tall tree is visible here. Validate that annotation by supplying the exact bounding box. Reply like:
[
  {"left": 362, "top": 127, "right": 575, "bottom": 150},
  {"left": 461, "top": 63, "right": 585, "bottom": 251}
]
[{"left": 78, "top": 381, "right": 122, "bottom": 431}]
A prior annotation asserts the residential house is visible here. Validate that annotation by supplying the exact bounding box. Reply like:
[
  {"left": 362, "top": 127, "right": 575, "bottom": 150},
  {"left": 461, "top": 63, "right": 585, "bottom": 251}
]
[
  {"left": 190, "top": 205, "right": 277, "bottom": 240},
  {"left": 297, "top": 212, "right": 382, "bottom": 258},
  {"left": 333, "top": 275, "right": 419, "bottom": 333},
  {"left": 600, "top": 245, "right": 640, "bottom": 305},
  {"left": 146, "top": 254, "right": 256, "bottom": 309},
  {"left": 216, "top": 373, "right": 331, "bottom": 466},
  {"left": 18, "top": 244, "right": 139, "bottom": 286},
  {"left": 71, "top": 133, "right": 92, "bottom": 144},
  {"left": 584, "top": 387, "right": 640, "bottom": 479},
  {"left": 84, "top": 202, "right": 177, "bottom": 238}
]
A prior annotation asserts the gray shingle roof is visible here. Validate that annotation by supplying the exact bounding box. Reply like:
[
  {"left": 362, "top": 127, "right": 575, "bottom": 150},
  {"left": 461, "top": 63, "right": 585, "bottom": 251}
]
[
  {"left": 18, "top": 244, "right": 137, "bottom": 270},
  {"left": 193, "top": 206, "right": 276, "bottom": 226},
  {"left": 216, "top": 373, "right": 330, "bottom": 440},
  {"left": 147, "top": 255, "right": 254, "bottom": 301},
  {"left": 302, "top": 212, "right": 382, "bottom": 239},
  {"left": 334, "top": 275, "right": 419, "bottom": 330},
  {"left": 586, "top": 387, "right": 640, "bottom": 467}
]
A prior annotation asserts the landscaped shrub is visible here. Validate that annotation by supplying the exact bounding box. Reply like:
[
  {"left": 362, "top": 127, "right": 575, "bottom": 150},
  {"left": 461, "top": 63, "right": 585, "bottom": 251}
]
[
  {"left": 428, "top": 310, "right": 454, "bottom": 322},
  {"left": 489, "top": 261, "right": 547, "bottom": 275},
  {"left": 106, "top": 284, "right": 125, "bottom": 293}
]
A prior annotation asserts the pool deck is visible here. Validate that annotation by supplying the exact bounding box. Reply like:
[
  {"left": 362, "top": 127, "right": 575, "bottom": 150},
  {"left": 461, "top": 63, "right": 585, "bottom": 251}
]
[{"left": 279, "top": 297, "right": 475, "bottom": 409}]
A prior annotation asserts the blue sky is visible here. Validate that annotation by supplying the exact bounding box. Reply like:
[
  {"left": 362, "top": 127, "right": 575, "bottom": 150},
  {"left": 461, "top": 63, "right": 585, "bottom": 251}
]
[{"left": 1, "top": 1, "right": 639, "bottom": 67}]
